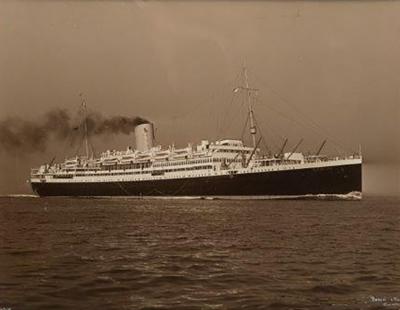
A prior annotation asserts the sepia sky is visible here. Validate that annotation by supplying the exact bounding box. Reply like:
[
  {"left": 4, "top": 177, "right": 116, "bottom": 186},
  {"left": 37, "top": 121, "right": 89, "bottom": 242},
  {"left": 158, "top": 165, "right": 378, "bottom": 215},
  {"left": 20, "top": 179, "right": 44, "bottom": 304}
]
[{"left": 0, "top": 0, "right": 399, "bottom": 195}]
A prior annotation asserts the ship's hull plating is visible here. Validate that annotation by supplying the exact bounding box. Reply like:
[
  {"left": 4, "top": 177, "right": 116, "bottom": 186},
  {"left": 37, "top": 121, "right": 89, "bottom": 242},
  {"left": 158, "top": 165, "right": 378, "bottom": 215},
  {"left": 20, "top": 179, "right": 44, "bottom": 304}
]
[{"left": 31, "top": 163, "right": 362, "bottom": 197}]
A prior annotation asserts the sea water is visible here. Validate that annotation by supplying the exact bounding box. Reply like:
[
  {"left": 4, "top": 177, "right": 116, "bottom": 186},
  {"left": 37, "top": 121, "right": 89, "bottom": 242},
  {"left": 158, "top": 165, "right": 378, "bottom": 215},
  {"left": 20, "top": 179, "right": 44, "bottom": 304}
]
[{"left": 0, "top": 196, "right": 399, "bottom": 309}]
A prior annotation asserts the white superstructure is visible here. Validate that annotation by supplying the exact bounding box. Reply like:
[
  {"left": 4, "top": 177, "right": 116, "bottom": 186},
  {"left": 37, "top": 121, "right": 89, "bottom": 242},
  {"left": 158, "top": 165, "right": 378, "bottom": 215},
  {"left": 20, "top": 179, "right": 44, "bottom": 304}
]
[{"left": 30, "top": 135, "right": 361, "bottom": 184}]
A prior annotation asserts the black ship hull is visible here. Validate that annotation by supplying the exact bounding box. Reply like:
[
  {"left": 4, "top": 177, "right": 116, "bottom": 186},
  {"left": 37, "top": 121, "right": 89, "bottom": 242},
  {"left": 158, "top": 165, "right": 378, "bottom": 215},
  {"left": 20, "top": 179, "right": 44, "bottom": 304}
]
[{"left": 31, "top": 163, "right": 362, "bottom": 198}]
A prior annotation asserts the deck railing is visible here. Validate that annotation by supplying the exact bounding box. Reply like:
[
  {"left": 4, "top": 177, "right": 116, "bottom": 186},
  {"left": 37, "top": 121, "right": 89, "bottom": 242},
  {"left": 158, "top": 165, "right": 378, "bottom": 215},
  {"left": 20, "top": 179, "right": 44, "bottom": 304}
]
[{"left": 30, "top": 154, "right": 362, "bottom": 177}]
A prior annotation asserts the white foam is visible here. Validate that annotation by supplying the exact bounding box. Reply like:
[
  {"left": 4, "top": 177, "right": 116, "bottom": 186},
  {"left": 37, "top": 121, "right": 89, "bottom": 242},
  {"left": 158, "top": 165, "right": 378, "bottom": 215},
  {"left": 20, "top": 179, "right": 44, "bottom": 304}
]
[
  {"left": 76, "top": 192, "right": 362, "bottom": 201},
  {"left": 1, "top": 194, "right": 39, "bottom": 198}
]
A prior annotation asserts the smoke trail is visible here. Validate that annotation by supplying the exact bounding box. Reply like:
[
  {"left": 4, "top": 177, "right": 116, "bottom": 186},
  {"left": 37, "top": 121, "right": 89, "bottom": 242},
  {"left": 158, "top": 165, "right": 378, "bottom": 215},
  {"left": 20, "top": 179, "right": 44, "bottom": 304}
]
[
  {"left": 84, "top": 112, "right": 149, "bottom": 135},
  {"left": 0, "top": 109, "right": 149, "bottom": 154}
]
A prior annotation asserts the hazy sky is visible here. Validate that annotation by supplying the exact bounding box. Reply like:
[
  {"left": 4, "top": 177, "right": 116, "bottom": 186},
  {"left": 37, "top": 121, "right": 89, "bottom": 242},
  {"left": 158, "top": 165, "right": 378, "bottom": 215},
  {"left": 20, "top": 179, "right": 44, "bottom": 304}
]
[{"left": 0, "top": 0, "right": 399, "bottom": 194}]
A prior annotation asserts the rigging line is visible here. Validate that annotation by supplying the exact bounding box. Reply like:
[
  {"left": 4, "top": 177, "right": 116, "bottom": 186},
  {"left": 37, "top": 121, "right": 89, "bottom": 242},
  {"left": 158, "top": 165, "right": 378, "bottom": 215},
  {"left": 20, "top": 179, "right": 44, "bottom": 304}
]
[
  {"left": 84, "top": 104, "right": 96, "bottom": 158},
  {"left": 174, "top": 69, "right": 243, "bottom": 121},
  {"left": 221, "top": 94, "right": 243, "bottom": 135},
  {"left": 74, "top": 125, "right": 84, "bottom": 157},
  {"left": 60, "top": 125, "right": 77, "bottom": 160},
  {"left": 253, "top": 114, "right": 281, "bottom": 154},
  {"left": 249, "top": 70, "right": 353, "bottom": 152},
  {"left": 85, "top": 124, "right": 95, "bottom": 157},
  {"left": 252, "top": 115, "right": 272, "bottom": 154},
  {"left": 216, "top": 90, "right": 238, "bottom": 139},
  {"left": 264, "top": 130, "right": 283, "bottom": 154},
  {"left": 252, "top": 100, "right": 287, "bottom": 142},
  {"left": 74, "top": 105, "right": 91, "bottom": 157},
  {"left": 253, "top": 117, "right": 286, "bottom": 154},
  {"left": 257, "top": 111, "right": 309, "bottom": 154},
  {"left": 216, "top": 72, "right": 244, "bottom": 138},
  {"left": 254, "top": 94, "right": 348, "bottom": 152},
  {"left": 252, "top": 97, "right": 287, "bottom": 146},
  {"left": 255, "top": 97, "right": 306, "bottom": 139},
  {"left": 215, "top": 70, "right": 245, "bottom": 138},
  {"left": 263, "top": 104, "right": 342, "bottom": 155},
  {"left": 221, "top": 95, "right": 247, "bottom": 138},
  {"left": 59, "top": 106, "right": 84, "bottom": 159},
  {"left": 256, "top": 92, "right": 338, "bottom": 146},
  {"left": 217, "top": 96, "right": 235, "bottom": 138},
  {"left": 240, "top": 113, "right": 249, "bottom": 141},
  {"left": 267, "top": 95, "right": 350, "bottom": 153},
  {"left": 212, "top": 104, "right": 222, "bottom": 139}
]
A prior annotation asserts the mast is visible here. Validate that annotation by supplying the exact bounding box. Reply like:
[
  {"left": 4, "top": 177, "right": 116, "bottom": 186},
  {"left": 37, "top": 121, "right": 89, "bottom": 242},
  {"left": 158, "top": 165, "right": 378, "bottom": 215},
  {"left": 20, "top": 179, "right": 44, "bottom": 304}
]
[
  {"left": 243, "top": 66, "right": 257, "bottom": 148},
  {"left": 80, "top": 93, "right": 90, "bottom": 158}
]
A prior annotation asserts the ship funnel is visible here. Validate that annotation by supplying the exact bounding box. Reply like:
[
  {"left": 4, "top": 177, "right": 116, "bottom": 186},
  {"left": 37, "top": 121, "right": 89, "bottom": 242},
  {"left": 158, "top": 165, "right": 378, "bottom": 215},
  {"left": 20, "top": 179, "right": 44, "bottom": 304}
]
[{"left": 134, "top": 123, "right": 154, "bottom": 152}]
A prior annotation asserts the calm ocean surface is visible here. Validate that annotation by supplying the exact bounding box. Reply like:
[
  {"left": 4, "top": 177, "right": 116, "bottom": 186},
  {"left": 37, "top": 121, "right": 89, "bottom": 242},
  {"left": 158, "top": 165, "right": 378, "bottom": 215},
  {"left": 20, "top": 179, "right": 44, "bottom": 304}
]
[{"left": 0, "top": 196, "right": 399, "bottom": 310}]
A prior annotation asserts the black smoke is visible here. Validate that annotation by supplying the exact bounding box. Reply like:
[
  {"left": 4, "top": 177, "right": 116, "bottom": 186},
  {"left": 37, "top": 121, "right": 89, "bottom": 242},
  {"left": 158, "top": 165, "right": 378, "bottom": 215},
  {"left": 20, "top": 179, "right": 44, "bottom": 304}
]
[
  {"left": 0, "top": 108, "right": 149, "bottom": 154},
  {"left": 85, "top": 113, "right": 149, "bottom": 135}
]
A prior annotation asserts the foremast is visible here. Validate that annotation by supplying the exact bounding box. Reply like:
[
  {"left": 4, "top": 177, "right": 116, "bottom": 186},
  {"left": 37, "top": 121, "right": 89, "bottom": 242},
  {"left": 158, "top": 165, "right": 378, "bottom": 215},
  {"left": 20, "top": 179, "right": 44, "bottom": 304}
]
[
  {"left": 79, "top": 93, "right": 92, "bottom": 159},
  {"left": 235, "top": 66, "right": 259, "bottom": 148}
]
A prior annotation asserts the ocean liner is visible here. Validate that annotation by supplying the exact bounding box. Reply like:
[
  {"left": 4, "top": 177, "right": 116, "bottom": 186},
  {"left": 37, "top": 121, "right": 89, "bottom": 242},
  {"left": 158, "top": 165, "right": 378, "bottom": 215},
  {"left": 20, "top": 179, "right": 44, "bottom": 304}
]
[{"left": 30, "top": 68, "right": 362, "bottom": 198}]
